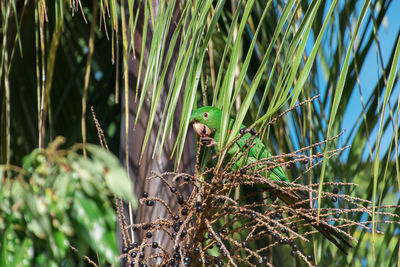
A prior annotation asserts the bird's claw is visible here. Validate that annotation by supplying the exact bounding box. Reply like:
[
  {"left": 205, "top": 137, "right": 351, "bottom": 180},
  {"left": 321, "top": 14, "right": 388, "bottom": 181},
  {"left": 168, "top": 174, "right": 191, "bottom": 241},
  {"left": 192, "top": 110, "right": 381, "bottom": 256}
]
[{"left": 200, "top": 136, "right": 217, "bottom": 147}]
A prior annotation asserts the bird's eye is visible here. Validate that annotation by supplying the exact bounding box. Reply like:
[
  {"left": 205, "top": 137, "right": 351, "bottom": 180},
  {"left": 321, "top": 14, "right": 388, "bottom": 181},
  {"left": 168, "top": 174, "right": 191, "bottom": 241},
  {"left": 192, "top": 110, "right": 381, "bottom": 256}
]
[{"left": 203, "top": 112, "right": 208, "bottom": 119}]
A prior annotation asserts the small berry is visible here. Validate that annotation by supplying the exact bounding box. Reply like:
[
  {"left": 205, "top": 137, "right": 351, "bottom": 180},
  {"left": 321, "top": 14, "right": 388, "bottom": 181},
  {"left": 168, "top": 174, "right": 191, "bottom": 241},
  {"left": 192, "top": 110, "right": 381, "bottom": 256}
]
[
  {"left": 143, "top": 224, "right": 151, "bottom": 230},
  {"left": 312, "top": 211, "right": 317, "bottom": 217},
  {"left": 239, "top": 129, "right": 245, "bottom": 135},
  {"left": 286, "top": 163, "right": 292, "bottom": 169},
  {"left": 170, "top": 187, "right": 177, "bottom": 193},
  {"left": 288, "top": 211, "right": 294, "bottom": 217},
  {"left": 193, "top": 247, "right": 200, "bottom": 254},
  {"left": 142, "top": 192, "right": 149, "bottom": 198},
  {"left": 333, "top": 187, "right": 339, "bottom": 194},
  {"left": 207, "top": 232, "right": 214, "bottom": 239},
  {"left": 173, "top": 214, "right": 179, "bottom": 220},
  {"left": 152, "top": 242, "right": 158, "bottom": 248},
  {"left": 291, "top": 250, "right": 297, "bottom": 256},
  {"left": 185, "top": 244, "right": 191, "bottom": 249},
  {"left": 133, "top": 241, "right": 139, "bottom": 248},
  {"left": 307, "top": 255, "right": 313, "bottom": 261},
  {"left": 122, "top": 247, "right": 128, "bottom": 253},
  {"left": 250, "top": 128, "right": 256, "bottom": 135},
  {"left": 180, "top": 229, "right": 187, "bottom": 238},
  {"left": 292, "top": 244, "right": 298, "bottom": 251},
  {"left": 181, "top": 208, "right": 188, "bottom": 216},
  {"left": 224, "top": 206, "right": 230, "bottom": 212},
  {"left": 139, "top": 252, "right": 145, "bottom": 258},
  {"left": 244, "top": 142, "right": 249, "bottom": 148},
  {"left": 241, "top": 241, "right": 248, "bottom": 247},
  {"left": 184, "top": 176, "right": 190, "bottom": 182},
  {"left": 146, "top": 199, "right": 154, "bottom": 206},
  {"left": 216, "top": 242, "right": 222, "bottom": 247},
  {"left": 262, "top": 255, "right": 268, "bottom": 262},
  {"left": 250, "top": 213, "right": 257, "bottom": 219},
  {"left": 269, "top": 213, "right": 275, "bottom": 220},
  {"left": 196, "top": 205, "right": 203, "bottom": 212},
  {"left": 240, "top": 169, "right": 246, "bottom": 174},
  {"left": 146, "top": 232, "right": 152, "bottom": 238},
  {"left": 130, "top": 251, "right": 137, "bottom": 257},
  {"left": 173, "top": 223, "right": 180, "bottom": 232},
  {"left": 291, "top": 222, "right": 297, "bottom": 227},
  {"left": 275, "top": 211, "right": 282, "bottom": 219},
  {"left": 292, "top": 227, "right": 298, "bottom": 233},
  {"left": 132, "top": 226, "right": 138, "bottom": 231},
  {"left": 331, "top": 196, "right": 338, "bottom": 203},
  {"left": 303, "top": 158, "right": 309, "bottom": 164},
  {"left": 272, "top": 233, "right": 279, "bottom": 240},
  {"left": 173, "top": 252, "right": 181, "bottom": 259},
  {"left": 221, "top": 229, "right": 227, "bottom": 234},
  {"left": 177, "top": 195, "right": 184, "bottom": 204}
]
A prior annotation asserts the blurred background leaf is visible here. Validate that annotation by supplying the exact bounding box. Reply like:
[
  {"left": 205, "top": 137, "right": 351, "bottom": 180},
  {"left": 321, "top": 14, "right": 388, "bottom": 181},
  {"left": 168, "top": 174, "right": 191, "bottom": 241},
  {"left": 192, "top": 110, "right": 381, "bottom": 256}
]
[{"left": 0, "top": 138, "right": 136, "bottom": 265}]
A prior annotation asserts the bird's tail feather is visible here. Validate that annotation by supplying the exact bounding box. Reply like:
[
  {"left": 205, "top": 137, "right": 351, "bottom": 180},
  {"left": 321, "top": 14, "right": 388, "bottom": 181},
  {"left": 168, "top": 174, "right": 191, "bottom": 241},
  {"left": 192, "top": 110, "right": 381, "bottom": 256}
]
[
  {"left": 273, "top": 189, "right": 352, "bottom": 255},
  {"left": 309, "top": 219, "right": 351, "bottom": 255}
]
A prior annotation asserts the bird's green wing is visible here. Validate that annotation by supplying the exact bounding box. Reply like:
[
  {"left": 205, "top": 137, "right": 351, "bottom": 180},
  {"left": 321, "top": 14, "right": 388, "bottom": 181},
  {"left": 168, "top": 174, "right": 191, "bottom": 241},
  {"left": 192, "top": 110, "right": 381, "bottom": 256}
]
[{"left": 227, "top": 124, "right": 289, "bottom": 183}]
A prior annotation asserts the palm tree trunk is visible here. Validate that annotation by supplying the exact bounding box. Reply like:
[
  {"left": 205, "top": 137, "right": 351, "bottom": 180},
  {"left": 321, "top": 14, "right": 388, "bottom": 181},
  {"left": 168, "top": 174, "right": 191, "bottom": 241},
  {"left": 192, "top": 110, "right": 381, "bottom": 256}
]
[{"left": 118, "top": 1, "right": 195, "bottom": 265}]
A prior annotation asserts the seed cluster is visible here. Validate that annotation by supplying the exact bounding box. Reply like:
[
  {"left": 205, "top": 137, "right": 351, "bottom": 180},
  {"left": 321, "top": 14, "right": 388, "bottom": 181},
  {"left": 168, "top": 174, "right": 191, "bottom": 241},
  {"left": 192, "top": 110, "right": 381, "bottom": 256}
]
[
  {"left": 116, "top": 143, "right": 400, "bottom": 267},
  {"left": 119, "top": 164, "right": 360, "bottom": 267}
]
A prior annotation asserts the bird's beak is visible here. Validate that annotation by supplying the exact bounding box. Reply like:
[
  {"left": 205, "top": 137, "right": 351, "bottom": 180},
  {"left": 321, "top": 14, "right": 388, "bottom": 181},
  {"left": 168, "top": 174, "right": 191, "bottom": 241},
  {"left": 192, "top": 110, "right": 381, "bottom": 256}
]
[
  {"left": 191, "top": 122, "right": 216, "bottom": 147},
  {"left": 192, "top": 122, "right": 212, "bottom": 137}
]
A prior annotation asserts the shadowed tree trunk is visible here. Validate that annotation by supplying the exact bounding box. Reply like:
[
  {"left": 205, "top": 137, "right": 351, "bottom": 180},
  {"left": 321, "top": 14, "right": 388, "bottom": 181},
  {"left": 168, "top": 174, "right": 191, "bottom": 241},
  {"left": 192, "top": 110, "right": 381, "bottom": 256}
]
[{"left": 118, "top": 1, "right": 195, "bottom": 265}]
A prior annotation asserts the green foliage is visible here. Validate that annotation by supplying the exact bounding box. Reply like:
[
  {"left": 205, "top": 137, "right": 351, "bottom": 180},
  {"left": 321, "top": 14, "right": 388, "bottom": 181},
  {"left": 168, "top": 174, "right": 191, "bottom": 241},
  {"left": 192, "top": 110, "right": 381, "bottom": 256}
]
[{"left": 0, "top": 138, "right": 136, "bottom": 266}]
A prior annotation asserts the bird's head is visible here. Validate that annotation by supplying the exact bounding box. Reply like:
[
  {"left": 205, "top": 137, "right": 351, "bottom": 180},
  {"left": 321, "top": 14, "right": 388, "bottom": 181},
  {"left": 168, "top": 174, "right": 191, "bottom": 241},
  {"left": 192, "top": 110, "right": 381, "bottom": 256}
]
[{"left": 189, "top": 106, "right": 221, "bottom": 147}]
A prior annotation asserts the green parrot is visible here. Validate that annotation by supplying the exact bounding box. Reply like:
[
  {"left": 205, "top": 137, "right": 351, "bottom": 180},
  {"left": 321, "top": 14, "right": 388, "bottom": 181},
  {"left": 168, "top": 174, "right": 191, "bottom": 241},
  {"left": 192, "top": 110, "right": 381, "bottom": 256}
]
[{"left": 189, "top": 106, "right": 352, "bottom": 254}]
